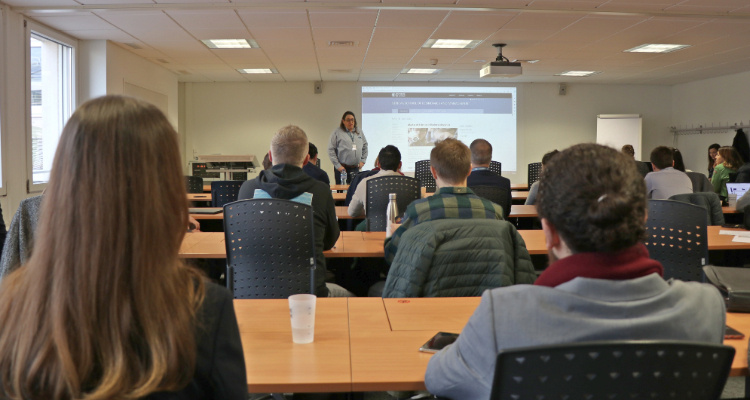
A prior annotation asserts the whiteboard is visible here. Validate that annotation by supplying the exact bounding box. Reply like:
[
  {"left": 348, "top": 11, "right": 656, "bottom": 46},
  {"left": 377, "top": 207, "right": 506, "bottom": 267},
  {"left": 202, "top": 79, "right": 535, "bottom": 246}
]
[{"left": 596, "top": 114, "right": 642, "bottom": 160}]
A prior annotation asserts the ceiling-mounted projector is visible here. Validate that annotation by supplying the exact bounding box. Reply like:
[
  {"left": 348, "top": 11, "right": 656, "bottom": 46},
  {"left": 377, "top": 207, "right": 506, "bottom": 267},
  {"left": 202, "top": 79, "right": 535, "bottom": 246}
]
[{"left": 480, "top": 43, "right": 522, "bottom": 78}]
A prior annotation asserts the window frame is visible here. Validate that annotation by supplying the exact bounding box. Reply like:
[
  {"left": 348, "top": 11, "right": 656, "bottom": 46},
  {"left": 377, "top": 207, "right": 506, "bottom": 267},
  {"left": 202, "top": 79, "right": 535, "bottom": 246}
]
[{"left": 25, "top": 20, "right": 76, "bottom": 193}]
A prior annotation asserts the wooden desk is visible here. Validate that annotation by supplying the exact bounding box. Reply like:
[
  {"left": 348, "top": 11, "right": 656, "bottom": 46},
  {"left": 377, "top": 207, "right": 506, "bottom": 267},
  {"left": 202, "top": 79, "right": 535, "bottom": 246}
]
[
  {"left": 189, "top": 208, "right": 224, "bottom": 220},
  {"left": 724, "top": 206, "right": 741, "bottom": 214},
  {"left": 511, "top": 183, "right": 528, "bottom": 191},
  {"left": 331, "top": 184, "right": 348, "bottom": 191},
  {"left": 235, "top": 298, "right": 351, "bottom": 393},
  {"left": 203, "top": 184, "right": 211, "bottom": 192},
  {"left": 231, "top": 297, "right": 749, "bottom": 394},
  {"left": 179, "top": 226, "right": 750, "bottom": 259},
  {"left": 509, "top": 205, "right": 537, "bottom": 218},
  {"left": 332, "top": 192, "right": 345, "bottom": 202},
  {"left": 188, "top": 193, "right": 212, "bottom": 202},
  {"left": 511, "top": 191, "right": 529, "bottom": 201}
]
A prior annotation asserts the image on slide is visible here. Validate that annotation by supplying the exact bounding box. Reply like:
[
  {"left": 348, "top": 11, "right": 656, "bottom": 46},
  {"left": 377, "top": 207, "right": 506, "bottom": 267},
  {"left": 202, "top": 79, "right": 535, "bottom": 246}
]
[{"left": 408, "top": 128, "right": 458, "bottom": 147}]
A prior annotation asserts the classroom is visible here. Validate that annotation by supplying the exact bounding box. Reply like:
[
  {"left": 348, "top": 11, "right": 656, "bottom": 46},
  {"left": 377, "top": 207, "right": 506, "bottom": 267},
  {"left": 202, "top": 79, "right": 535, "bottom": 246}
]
[{"left": 1, "top": 0, "right": 749, "bottom": 220}]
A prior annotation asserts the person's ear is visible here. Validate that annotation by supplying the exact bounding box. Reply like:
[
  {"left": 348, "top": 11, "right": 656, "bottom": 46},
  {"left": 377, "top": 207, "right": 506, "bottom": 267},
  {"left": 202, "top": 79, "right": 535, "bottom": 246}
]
[
  {"left": 302, "top": 154, "right": 310, "bottom": 166},
  {"left": 541, "top": 218, "right": 561, "bottom": 251},
  {"left": 430, "top": 165, "right": 438, "bottom": 181},
  {"left": 268, "top": 151, "right": 272, "bottom": 163}
]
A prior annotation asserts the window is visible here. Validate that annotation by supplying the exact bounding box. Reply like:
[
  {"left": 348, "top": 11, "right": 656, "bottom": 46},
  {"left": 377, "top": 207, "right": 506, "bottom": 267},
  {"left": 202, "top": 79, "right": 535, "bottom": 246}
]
[{"left": 27, "top": 23, "right": 75, "bottom": 189}]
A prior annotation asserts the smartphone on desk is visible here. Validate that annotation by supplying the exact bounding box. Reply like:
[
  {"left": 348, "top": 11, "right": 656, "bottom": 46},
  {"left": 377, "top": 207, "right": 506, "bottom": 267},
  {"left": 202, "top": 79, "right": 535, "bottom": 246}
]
[
  {"left": 725, "top": 325, "right": 745, "bottom": 340},
  {"left": 419, "top": 332, "right": 459, "bottom": 353}
]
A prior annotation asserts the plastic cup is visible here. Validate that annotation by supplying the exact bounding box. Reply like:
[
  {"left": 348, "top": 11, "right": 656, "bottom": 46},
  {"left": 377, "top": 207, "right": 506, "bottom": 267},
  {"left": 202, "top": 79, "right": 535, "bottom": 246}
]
[{"left": 288, "top": 294, "right": 316, "bottom": 344}]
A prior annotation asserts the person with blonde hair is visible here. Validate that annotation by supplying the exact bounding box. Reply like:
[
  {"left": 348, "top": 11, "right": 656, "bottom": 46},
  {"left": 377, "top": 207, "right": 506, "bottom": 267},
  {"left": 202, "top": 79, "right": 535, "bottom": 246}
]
[{"left": 0, "top": 95, "right": 247, "bottom": 399}]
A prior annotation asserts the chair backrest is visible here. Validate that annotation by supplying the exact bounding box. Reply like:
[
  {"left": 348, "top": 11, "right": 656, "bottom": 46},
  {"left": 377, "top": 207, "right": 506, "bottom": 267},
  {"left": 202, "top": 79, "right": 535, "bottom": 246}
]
[
  {"left": 185, "top": 175, "right": 204, "bottom": 193},
  {"left": 686, "top": 171, "right": 713, "bottom": 193},
  {"left": 528, "top": 162, "right": 542, "bottom": 185},
  {"left": 223, "top": 199, "right": 316, "bottom": 299},
  {"left": 645, "top": 199, "right": 708, "bottom": 282},
  {"left": 490, "top": 340, "right": 735, "bottom": 400},
  {"left": 414, "top": 160, "right": 436, "bottom": 193},
  {"left": 365, "top": 175, "right": 421, "bottom": 231},
  {"left": 469, "top": 185, "right": 510, "bottom": 219},
  {"left": 489, "top": 161, "right": 502, "bottom": 175},
  {"left": 669, "top": 192, "right": 725, "bottom": 226},
  {"left": 315, "top": 158, "right": 321, "bottom": 168},
  {"left": 211, "top": 180, "right": 243, "bottom": 207}
]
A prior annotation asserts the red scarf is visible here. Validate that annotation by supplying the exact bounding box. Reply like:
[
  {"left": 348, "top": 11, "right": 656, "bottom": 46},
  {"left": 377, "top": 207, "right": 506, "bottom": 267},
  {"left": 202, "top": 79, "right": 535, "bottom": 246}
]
[{"left": 534, "top": 243, "right": 664, "bottom": 287}]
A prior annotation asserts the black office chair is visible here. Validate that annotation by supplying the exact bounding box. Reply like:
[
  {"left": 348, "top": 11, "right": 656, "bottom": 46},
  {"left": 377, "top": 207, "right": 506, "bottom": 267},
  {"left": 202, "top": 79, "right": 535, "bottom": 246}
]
[
  {"left": 365, "top": 175, "right": 421, "bottom": 231},
  {"left": 686, "top": 171, "right": 713, "bottom": 193},
  {"left": 210, "top": 180, "right": 243, "bottom": 208},
  {"left": 415, "top": 160, "right": 436, "bottom": 193},
  {"left": 645, "top": 199, "right": 708, "bottom": 282},
  {"left": 185, "top": 175, "right": 204, "bottom": 193},
  {"left": 315, "top": 158, "right": 321, "bottom": 168},
  {"left": 490, "top": 340, "right": 734, "bottom": 400},
  {"left": 489, "top": 161, "right": 502, "bottom": 175},
  {"left": 469, "top": 185, "right": 510, "bottom": 220},
  {"left": 527, "top": 162, "right": 542, "bottom": 185},
  {"left": 223, "top": 199, "right": 316, "bottom": 299},
  {"left": 669, "top": 192, "right": 725, "bottom": 226}
]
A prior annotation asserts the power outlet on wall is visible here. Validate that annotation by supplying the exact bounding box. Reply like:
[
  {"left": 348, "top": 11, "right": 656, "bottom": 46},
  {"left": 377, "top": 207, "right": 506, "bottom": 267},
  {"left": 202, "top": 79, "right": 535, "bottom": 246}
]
[
  {"left": 559, "top": 83, "right": 567, "bottom": 96},
  {"left": 314, "top": 81, "right": 323, "bottom": 94}
]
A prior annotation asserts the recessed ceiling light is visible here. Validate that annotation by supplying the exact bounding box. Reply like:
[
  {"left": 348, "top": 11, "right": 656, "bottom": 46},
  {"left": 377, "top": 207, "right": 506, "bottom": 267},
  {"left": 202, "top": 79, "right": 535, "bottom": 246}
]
[
  {"left": 238, "top": 68, "right": 276, "bottom": 74},
  {"left": 624, "top": 44, "right": 690, "bottom": 53},
  {"left": 202, "top": 39, "right": 258, "bottom": 49},
  {"left": 402, "top": 68, "right": 440, "bottom": 74},
  {"left": 423, "top": 39, "right": 481, "bottom": 49},
  {"left": 555, "top": 71, "right": 601, "bottom": 77}
]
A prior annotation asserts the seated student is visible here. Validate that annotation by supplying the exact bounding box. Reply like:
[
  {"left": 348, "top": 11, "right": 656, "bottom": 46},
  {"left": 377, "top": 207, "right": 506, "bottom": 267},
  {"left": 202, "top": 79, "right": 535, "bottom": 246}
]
[
  {"left": 238, "top": 125, "right": 353, "bottom": 297},
  {"left": 525, "top": 150, "right": 558, "bottom": 205},
  {"left": 621, "top": 144, "right": 650, "bottom": 177},
  {"left": 424, "top": 143, "right": 725, "bottom": 400},
  {"left": 302, "top": 142, "right": 330, "bottom": 184},
  {"left": 0, "top": 96, "right": 247, "bottom": 399},
  {"left": 384, "top": 138, "right": 504, "bottom": 265},
  {"left": 712, "top": 146, "right": 744, "bottom": 199},
  {"left": 644, "top": 145, "right": 692, "bottom": 199},
  {"left": 466, "top": 139, "right": 511, "bottom": 212},
  {"left": 348, "top": 145, "right": 402, "bottom": 218}
]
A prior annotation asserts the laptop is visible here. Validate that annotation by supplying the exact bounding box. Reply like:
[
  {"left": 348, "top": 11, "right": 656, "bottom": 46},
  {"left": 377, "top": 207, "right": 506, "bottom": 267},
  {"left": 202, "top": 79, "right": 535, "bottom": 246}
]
[{"left": 726, "top": 183, "right": 750, "bottom": 200}]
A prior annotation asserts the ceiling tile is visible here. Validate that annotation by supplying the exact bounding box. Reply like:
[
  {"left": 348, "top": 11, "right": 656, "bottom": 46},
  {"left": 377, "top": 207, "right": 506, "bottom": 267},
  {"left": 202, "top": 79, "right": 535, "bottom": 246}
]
[{"left": 309, "top": 10, "right": 378, "bottom": 28}]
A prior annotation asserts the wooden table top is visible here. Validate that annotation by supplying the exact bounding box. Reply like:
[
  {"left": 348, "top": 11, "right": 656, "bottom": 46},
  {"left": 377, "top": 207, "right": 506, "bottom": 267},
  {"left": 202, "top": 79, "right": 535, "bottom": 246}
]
[
  {"left": 511, "top": 183, "right": 528, "bottom": 190},
  {"left": 724, "top": 206, "right": 740, "bottom": 214},
  {"left": 179, "top": 225, "right": 750, "bottom": 259},
  {"left": 332, "top": 205, "right": 539, "bottom": 221},
  {"left": 233, "top": 297, "right": 749, "bottom": 393},
  {"left": 234, "top": 298, "right": 352, "bottom": 393},
  {"left": 188, "top": 193, "right": 212, "bottom": 202},
  {"left": 511, "top": 191, "right": 529, "bottom": 200},
  {"left": 331, "top": 184, "right": 349, "bottom": 191}
]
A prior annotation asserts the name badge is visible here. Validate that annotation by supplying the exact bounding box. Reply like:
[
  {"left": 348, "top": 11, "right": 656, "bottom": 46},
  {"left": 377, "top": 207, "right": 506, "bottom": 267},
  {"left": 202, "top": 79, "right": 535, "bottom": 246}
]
[{"left": 352, "top": 145, "right": 357, "bottom": 151}]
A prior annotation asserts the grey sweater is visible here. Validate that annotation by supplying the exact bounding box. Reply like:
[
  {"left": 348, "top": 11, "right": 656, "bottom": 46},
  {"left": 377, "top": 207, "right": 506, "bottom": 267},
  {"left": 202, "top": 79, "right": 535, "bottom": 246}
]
[{"left": 0, "top": 195, "right": 42, "bottom": 278}]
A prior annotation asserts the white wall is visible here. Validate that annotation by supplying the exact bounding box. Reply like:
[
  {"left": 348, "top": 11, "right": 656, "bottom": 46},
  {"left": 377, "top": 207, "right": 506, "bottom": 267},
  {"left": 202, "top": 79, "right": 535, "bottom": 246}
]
[
  {"left": 181, "top": 81, "right": 673, "bottom": 183},
  {"left": 672, "top": 70, "right": 750, "bottom": 175}
]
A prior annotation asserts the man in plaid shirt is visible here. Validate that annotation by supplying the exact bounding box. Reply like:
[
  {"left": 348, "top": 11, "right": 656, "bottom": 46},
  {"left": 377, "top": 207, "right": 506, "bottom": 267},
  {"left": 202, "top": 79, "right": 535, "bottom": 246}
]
[{"left": 384, "top": 138, "right": 504, "bottom": 265}]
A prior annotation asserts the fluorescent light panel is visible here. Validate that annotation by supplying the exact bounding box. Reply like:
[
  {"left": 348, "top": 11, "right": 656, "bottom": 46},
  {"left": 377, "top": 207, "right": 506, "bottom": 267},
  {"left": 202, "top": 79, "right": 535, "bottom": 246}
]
[
  {"left": 403, "top": 68, "right": 440, "bottom": 74},
  {"left": 202, "top": 39, "right": 258, "bottom": 49},
  {"left": 423, "top": 39, "right": 481, "bottom": 49},
  {"left": 624, "top": 44, "right": 690, "bottom": 53},
  {"left": 555, "top": 71, "right": 600, "bottom": 77},
  {"left": 238, "top": 68, "right": 276, "bottom": 74}
]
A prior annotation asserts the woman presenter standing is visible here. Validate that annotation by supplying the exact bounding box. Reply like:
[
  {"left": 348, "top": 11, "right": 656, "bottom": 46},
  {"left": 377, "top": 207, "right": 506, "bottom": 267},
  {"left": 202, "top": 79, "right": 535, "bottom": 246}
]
[{"left": 328, "top": 111, "right": 368, "bottom": 184}]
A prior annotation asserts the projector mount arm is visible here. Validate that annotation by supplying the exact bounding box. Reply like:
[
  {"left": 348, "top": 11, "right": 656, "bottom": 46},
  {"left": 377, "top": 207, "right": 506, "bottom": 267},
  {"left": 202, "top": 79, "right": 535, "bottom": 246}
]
[{"left": 493, "top": 43, "right": 511, "bottom": 63}]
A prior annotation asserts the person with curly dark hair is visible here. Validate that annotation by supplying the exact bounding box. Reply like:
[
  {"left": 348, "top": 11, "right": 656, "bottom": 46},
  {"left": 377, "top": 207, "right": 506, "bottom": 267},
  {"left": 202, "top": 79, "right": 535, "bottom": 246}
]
[{"left": 424, "top": 143, "right": 725, "bottom": 400}]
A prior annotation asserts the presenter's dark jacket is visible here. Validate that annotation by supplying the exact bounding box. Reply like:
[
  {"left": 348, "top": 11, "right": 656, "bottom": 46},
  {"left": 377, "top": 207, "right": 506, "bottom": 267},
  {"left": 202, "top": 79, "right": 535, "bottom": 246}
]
[
  {"left": 145, "top": 282, "right": 247, "bottom": 399},
  {"left": 238, "top": 164, "right": 340, "bottom": 297}
]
